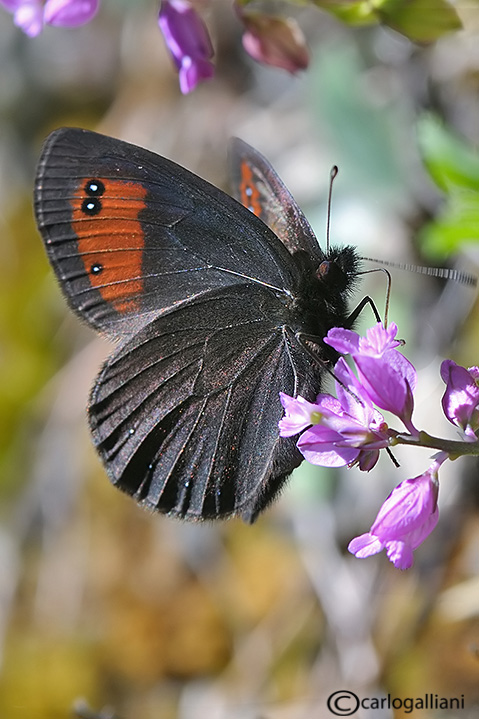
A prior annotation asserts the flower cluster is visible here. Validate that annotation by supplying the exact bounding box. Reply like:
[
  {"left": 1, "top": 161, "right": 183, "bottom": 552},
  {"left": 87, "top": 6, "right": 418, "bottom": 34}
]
[
  {"left": 158, "top": 0, "right": 310, "bottom": 92},
  {"left": 279, "top": 322, "right": 479, "bottom": 569},
  {"left": 1, "top": 0, "right": 310, "bottom": 93}
]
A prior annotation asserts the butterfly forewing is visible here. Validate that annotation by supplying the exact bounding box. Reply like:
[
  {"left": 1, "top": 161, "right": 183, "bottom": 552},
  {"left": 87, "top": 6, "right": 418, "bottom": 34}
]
[
  {"left": 229, "top": 138, "right": 322, "bottom": 259},
  {"left": 35, "top": 129, "right": 301, "bottom": 336}
]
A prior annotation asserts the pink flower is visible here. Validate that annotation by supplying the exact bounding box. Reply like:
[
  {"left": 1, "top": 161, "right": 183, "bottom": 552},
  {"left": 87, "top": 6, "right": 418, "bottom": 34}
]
[
  {"left": 441, "top": 360, "right": 479, "bottom": 441},
  {"left": 348, "top": 459, "right": 442, "bottom": 569},
  {"left": 325, "top": 322, "right": 418, "bottom": 434},
  {"left": 158, "top": 0, "right": 214, "bottom": 94},
  {"left": 325, "top": 322, "right": 402, "bottom": 357},
  {"left": 279, "top": 358, "right": 390, "bottom": 471},
  {"left": 0, "top": 0, "right": 99, "bottom": 36},
  {"left": 278, "top": 392, "right": 323, "bottom": 437}
]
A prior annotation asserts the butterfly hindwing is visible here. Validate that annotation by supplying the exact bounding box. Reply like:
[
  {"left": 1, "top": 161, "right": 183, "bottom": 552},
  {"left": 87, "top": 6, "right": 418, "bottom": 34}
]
[{"left": 88, "top": 284, "right": 318, "bottom": 521}]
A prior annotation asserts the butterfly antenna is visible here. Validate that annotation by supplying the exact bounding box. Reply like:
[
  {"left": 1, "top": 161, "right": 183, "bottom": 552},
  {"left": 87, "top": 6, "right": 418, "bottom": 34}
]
[
  {"left": 361, "top": 257, "right": 477, "bottom": 287},
  {"left": 326, "top": 166, "right": 338, "bottom": 254}
]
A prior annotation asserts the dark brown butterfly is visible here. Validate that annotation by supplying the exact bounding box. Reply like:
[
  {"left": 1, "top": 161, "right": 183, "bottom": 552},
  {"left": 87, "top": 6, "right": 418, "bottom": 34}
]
[{"left": 34, "top": 129, "right": 360, "bottom": 522}]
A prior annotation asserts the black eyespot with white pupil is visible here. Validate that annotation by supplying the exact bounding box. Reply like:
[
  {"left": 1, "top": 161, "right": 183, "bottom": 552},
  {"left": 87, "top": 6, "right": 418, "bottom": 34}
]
[
  {"left": 85, "top": 179, "right": 105, "bottom": 196},
  {"left": 90, "top": 263, "right": 103, "bottom": 275},
  {"left": 82, "top": 179, "right": 105, "bottom": 216}
]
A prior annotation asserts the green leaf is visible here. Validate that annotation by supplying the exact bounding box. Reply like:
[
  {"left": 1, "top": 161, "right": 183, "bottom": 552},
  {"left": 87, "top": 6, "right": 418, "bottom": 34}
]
[
  {"left": 313, "top": 0, "right": 379, "bottom": 25},
  {"left": 417, "top": 115, "right": 479, "bottom": 192},
  {"left": 418, "top": 190, "right": 479, "bottom": 257},
  {"left": 375, "top": 0, "right": 462, "bottom": 43},
  {"left": 312, "top": 0, "right": 461, "bottom": 41}
]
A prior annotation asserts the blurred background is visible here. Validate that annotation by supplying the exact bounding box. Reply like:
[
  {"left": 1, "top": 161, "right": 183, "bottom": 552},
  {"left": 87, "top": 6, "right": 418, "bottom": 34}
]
[{"left": 1, "top": 1, "right": 479, "bottom": 717}]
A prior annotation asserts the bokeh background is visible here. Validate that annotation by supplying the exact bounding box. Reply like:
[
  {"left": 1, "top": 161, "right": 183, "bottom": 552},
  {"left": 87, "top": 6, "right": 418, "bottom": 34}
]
[{"left": 1, "top": 1, "right": 479, "bottom": 717}]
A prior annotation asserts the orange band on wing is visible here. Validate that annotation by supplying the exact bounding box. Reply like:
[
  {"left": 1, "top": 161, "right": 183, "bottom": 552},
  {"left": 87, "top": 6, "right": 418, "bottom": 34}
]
[
  {"left": 71, "top": 178, "right": 148, "bottom": 313},
  {"left": 239, "top": 161, "right": 262, "bottom": 217}
]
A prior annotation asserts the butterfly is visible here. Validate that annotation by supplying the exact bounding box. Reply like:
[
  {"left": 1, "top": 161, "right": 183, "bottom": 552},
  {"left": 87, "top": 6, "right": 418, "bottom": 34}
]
[{"left": 34, "top": 129, "right": 360, "bottom": 522}]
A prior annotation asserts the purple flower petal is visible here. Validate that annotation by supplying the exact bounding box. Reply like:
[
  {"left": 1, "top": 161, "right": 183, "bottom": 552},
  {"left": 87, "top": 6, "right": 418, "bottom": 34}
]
[
  {"left": 358, "top": 322, "right": 401, "bottom": 356},
  {"left": 333, "top": 358, "right": 377, "bottom": 425},
  {"left": 371, "top": 475, "right": 438, "bottom": 539},
  {"left": 278, "top": 393, "right": 321, "bottom": 437},
  {"left": 324, "top": 327, "right": 360, "bottom": 355},
  {"left": 0, "top": 0, "right": 23, "bottom": 11},
  {"left": 44, "top": 0, "right": 99, "bottom": 26},
  {"left": 159, "top": 0, "right": 212, "bottom": 62},
  {"left": 178, "top": 54, "right": 214, "bottom": 94},
  {"left": 325, "top": 322, "right": 401, "bottom": 358},
  {"left": 348, "top": 463, "right": 440, "bottom": 569},
  {"left": 384, "top": 349, "right": 417, "bottom": 392},
  {"left": 355, "top": 356, "right": 407, "bottom": 415},
  {"left": 441, "top": 360, "right": 479, "bottom": 440},
  {"left": 159, "top": 0, "right": 214, "bottom": 92},
  {"left": 12, "top": 0, "right": 43, "bottom": 36},
  {"left": 312, "top": 393, "right": 344, "bottom": 416},
  {"left": 354, "top": 351, "right": 417, "bottom": 431},
  {"left": 470, "top": 366, "right": 479, "bottom": 382},
  {"left": 385, "top": 540, "right": 414, "bottom": 570},
  {"left": 348, "top": 532, "right": 384, "bottom": 558},
  {"left": 297, "top": 426, "right": 359, "bottom": 467}
]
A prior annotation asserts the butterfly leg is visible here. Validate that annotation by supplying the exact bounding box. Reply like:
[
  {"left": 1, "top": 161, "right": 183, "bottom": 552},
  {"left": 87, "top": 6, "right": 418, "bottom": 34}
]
[{"left": 347, "top": 295, "right": 381, "bottom": 326}]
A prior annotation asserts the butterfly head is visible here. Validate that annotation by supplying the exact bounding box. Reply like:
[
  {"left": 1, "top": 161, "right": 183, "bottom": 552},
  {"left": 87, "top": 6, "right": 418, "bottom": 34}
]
[{"left": 316, "top": 246, "right": 361, "bottom": 295}]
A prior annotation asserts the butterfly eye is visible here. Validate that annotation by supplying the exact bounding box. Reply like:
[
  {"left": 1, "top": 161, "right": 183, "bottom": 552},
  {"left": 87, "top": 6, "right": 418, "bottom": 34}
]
[{"left": 317, "top": 260, "right": 330, "bottom": 279}]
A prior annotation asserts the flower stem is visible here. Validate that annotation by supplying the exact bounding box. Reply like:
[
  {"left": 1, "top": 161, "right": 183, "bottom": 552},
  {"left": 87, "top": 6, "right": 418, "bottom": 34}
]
[{"left": 390, "top": 431, "right": 479, "bottom": 458}]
